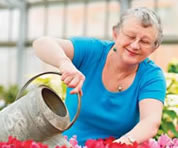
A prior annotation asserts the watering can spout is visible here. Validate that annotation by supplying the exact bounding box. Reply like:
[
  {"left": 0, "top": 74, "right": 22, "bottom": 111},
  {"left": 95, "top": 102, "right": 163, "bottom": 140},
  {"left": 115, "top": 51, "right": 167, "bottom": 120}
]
[{"left": 0, "top": 72, "right": 81, "bottom": 148}]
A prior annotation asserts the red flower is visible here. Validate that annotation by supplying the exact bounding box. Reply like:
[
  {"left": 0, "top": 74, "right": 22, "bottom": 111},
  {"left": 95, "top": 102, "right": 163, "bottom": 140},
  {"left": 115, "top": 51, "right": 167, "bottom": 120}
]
[
  {"left": 108, "top": 142, "right": 138, "bottom": 148},
  {"left": 0, "top": 136, "right": 140, "bottom": 148},
  {"left": 85, "top": 139, "right": 105, "bottom": 148},
  {"left": 0, "top": 136, "right": 48, "bottom": 148},
  {"left": 22, "top": 140, "right": 33, "bottom": 148},
  {"left": 85, "top": 137, "right": 139, "bottom": 148},
  {"left": 104, "top": 137, "right": 115, "bottom": 145}
]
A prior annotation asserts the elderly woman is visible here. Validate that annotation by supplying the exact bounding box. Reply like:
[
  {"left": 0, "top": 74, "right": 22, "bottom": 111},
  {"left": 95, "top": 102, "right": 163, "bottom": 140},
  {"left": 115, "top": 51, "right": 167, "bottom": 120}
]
[{"left": 33, "top": 7, "right": 166, "bottom": 145}]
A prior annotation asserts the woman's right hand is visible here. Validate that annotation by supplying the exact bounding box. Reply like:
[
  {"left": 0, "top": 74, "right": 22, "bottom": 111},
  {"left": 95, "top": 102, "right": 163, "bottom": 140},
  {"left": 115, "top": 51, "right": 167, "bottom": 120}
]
[
  {"left": 59, "top": 59, "right": 85, "bottom": 96},
  {"left": 33, "top": 37, "right": 84, "bottom": 94}
]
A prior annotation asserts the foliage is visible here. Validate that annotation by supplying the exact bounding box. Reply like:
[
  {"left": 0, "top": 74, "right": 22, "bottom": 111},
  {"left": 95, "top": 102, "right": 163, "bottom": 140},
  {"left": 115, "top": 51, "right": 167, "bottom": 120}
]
[
  {"left": 156, "top": 73, "right": 178, "bottom": 139},
  {"left": 167, "top": 59, "right": 178, "bottom": 73},
  {"left": 3, "top": 85, "right": 19, "bottom": 104},
  {"left": 161, "top": 59, "right": 178, "bottom": 138},
  {"left": 166, "top": 73, "right": 178, "bottom": 95},
  {"left": 0, "top": 74, "right": 66, "bottom": 110},
  {"left": 0, "top": 84, "right": 20, "bottom": 110}
]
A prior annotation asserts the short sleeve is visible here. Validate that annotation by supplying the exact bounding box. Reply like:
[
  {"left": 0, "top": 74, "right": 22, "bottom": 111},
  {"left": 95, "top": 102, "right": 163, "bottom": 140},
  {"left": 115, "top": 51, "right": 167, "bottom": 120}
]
[
  {"left": 70, "top": 37, "right": 104, "bottom": 69},
  {"left": 138, "top": 68, "right": 166, "bottom": 104}
]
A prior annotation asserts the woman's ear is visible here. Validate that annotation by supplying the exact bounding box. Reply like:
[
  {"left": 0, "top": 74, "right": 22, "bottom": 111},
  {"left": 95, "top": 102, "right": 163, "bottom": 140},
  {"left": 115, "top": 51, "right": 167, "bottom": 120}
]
[
  {"left": 152, "top": 41, "right": 159, "bottom": 52},
  {"left": 112, "top": 26, "right": 119, "bottom": 41}
]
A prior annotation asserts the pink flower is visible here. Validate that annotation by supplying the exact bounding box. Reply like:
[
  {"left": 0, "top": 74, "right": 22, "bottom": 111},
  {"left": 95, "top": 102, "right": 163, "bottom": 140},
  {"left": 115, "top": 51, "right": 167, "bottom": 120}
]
[
  {"left": 158, "top": 134, "right": 172, "bottom": 147},
  {"left": 69, "top": 135, "right": 78, "bottom": 147},
  {"left": 148, "top": 139, "right": 160, "bottom": 148},
  {"left": 31, "top": 142, "right": 41, "bottom": 148},
  {"left": 64, "top": 136, "right": 68, "bottom": 140},
  {"left": 172, "top": 138, "right": 178, "bottom": 147}
]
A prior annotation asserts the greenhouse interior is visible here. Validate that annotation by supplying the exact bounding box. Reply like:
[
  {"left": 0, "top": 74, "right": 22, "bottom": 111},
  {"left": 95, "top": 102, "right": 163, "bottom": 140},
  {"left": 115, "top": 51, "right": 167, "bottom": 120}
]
[{"left": 0, "top": 0, "right": 177, "bottom": 147}]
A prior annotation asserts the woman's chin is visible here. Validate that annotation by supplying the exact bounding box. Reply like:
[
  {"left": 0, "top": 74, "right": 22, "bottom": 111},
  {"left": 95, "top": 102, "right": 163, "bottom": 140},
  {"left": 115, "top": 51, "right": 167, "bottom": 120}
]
[{"left": 122, "top": 57, "right": 139, "bottom": 65}]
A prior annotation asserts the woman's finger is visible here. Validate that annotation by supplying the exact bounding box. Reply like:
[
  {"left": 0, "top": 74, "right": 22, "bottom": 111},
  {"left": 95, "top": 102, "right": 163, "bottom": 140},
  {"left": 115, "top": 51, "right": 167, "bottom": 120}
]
[
  {"left": 68, "top": 76, "right": 79, "bottom": 88},
  {"left": 63, "top": 76, "right": 73, "bottom": 85},
  {"left": 61, "top": 72, "right": 70, "bottom": 81},
  {"left": 70, "top": 77, "right": 85, "bottom": 94}
]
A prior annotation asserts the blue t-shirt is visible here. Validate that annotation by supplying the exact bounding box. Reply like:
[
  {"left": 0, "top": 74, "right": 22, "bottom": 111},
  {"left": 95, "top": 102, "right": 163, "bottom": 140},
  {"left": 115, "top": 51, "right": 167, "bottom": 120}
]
[{"left": 63, "top": 37, "right": 166, "bottom": 146}]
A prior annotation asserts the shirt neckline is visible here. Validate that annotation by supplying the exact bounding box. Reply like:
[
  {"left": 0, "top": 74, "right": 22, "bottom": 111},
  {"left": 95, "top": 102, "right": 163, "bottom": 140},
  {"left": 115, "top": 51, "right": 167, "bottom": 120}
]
[{"left": 99, "top": 42, "right": 141, "bottom": 95}]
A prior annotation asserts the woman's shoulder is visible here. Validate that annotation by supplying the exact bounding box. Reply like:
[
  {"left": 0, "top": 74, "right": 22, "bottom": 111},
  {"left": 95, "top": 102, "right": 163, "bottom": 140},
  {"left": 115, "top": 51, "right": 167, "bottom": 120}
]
[
  {"left": 71, "top": 37, "right": 114, "bottom": 68},
  {"left": 70, "top": 36, "right": 114, "bottom": 47},
  {"left": 140, "top": 58, "right": 162, "bottom": 72},
  {"left": 137, "top": 59, "right": 166, "bottom": 103},
  {"left": 139, "top": 58, "right": 165, "bottom": 80}
]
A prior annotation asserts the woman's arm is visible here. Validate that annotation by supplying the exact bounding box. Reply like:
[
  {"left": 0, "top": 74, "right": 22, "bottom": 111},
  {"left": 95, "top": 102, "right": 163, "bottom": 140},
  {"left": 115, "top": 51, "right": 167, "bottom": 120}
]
[
  {"left": 33, "top": 36, "right": 85, "bottom": 94},
  {"left": 33, "top": 36, "right": 74, "bottom": 68},
  {"left": 114, "top": 99, "right": 163, "bottom": 144}
]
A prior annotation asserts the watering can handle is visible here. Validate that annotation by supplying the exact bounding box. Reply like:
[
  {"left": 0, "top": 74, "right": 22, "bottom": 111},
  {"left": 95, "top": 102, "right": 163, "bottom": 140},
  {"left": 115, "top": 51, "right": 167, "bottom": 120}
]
[{"left": 15, "top": 71, "right": 81, "bottom": 132}]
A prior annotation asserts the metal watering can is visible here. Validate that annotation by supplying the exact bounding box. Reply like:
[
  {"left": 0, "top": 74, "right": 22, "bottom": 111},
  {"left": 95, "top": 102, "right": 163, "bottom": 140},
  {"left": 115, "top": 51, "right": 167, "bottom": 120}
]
[{"left": 0, "top": 72, "right": 81, "bottom": 147}]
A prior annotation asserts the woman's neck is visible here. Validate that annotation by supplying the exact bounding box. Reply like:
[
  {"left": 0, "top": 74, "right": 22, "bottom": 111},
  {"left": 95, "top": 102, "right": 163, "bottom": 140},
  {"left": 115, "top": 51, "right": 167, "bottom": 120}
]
[{"left": 106, "top": 49, "right": 138, "bottom": 76}]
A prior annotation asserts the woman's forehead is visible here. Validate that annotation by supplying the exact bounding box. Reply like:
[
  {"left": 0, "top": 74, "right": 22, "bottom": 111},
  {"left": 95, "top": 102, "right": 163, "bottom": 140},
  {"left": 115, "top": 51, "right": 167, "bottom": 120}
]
[
  {"left": 121, "top": 17, "right": 158, "bottom": 40},
  {"left": 122, "top": 16, "right": 148, "bottom": 27},
  {"left": 122, "top": 17, "right": 157, "bottom": 32}
]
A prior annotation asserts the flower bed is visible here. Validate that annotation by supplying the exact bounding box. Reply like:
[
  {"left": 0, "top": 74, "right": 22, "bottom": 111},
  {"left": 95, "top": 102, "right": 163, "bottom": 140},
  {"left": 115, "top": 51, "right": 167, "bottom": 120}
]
[{"left": 0, "top": 135, "right": 178, "bottom": 148}]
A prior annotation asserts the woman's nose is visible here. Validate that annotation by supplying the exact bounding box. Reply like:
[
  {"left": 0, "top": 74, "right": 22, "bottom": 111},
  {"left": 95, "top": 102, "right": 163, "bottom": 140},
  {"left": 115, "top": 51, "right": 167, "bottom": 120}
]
[{"left": 130, "top": 39, "right": 140, "bottom": 50}]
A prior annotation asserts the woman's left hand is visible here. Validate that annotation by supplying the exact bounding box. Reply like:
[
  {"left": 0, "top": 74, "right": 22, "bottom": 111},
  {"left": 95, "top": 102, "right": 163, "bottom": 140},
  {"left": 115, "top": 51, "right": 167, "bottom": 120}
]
[{"left": 113, "top": 136, "right": 133, "bottom": 145}]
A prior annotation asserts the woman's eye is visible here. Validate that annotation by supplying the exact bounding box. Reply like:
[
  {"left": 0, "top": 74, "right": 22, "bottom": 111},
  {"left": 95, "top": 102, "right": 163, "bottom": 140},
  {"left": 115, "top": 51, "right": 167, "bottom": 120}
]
[
  {"left": 142, "top": 40, "right": 150, "bottom": 44},
  {"left": 127, "top": 35, "right": 135, "bottom": 39}
]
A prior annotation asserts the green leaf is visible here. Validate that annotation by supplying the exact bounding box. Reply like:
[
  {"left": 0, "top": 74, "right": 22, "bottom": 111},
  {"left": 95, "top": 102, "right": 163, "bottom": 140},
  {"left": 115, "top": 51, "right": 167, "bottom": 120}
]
[
  {"left": 167, "top": 59, "right": 178, "bottom": 73},
  {"left": 163, "top": 110, "right": 177, "bottom": 119}
]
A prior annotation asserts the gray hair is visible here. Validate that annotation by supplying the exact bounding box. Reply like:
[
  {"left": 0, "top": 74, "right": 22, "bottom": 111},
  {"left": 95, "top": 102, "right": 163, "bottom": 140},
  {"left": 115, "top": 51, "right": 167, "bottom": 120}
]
[{"left": 113, "top": 7, "right": 163, "bottom": 48}]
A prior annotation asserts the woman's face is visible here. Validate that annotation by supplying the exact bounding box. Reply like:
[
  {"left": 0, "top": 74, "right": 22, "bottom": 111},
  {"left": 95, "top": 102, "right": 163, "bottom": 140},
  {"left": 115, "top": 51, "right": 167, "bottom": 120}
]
[{"left": 113, "top": 16, "right": 158, "bottom": 65}]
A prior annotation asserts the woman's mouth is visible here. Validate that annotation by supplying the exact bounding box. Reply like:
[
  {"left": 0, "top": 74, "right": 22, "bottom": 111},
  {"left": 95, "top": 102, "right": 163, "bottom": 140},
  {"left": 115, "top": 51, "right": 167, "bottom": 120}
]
[{"left": 126, "top": 49, "right": 139, "bottom": 56}]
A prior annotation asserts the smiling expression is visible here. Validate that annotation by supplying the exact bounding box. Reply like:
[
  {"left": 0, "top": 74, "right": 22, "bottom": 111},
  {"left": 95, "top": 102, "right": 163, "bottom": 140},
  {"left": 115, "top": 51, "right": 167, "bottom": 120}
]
[{"left": 113, "top": 16, "right": 159, "bottom": 65}]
